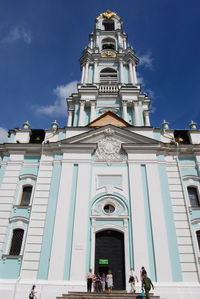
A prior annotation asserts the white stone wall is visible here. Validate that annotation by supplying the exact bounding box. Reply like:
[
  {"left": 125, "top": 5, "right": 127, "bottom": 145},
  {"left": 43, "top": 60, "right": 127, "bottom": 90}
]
[
  {"left": 166, "top": 156, "right": 199, "bottom": 281},
  {"left": 0, "top": 154, "right": 24, "bottom": 255},
  {"left": 20, "top": 154, "right": 54, "bottom": 279}
]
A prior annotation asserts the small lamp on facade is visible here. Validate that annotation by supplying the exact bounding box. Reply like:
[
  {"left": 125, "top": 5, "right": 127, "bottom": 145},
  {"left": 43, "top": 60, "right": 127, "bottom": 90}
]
[
  {"left": 162, "top": 120, "right": 169, "bottom": 130},
  {"left": 51, "top": 120, "right": 59, "bottom": 131},
  {"left": 22, "top": 120, "right": 30, "bottom": 130},
  {"left": 189, "top": 120, "right": 197, "bottom": 130}
]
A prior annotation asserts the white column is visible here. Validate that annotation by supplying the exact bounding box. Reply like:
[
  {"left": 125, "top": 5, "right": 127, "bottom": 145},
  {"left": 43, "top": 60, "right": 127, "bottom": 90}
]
[
  {"left": 70, "top": 163, "right": 91, "bottom": 281},
  {"left": 96, "top": 32, "right": 100, "bottom": 48},
  {"left": 124, "top": 219, "right": 130, "bottom": 291},
  {"left": 133, "top": 102, "right": 140, "bottom": 126},
  {"left": 93, "top": 60, "right": 98, "bottom": 83},
  {"left": 48, "top": 161, "right": 74, "bottom": 279},
  {"left": 90, "top": 37, "right": 94, "bottom": 49},
  {"left": 132, "top": 64, "right": 137, "bottom": 84},
  {"left": 123, "top": 37, "right": 127, "bottom": 49},
  {"left": 78, "top": 100, "right": 85, "bottom": 126},
  {"left": 67, "top": 110, "right": 73, "bottom": 127},
  {"left": 129, "top": 61, "right": 134, "bottom": 84},
  {"left": 146, "top": 164, "right": 172, "bottom": 281},
  {"left": 84, "top": 61, "right": 89, "bottom": 84},
  {"left": 144, "top": 110, "right": 150, "bottom": 127},
  {"left": 122, "top": 100, "right": 128, "bottom": 122},
  {"left": 81, "top": 65, "right": 86, "bottom": 84},
  {"left": 128, "top": 163, "right": 150, "bottom": 277},
  {"left": 90, "top": 101, "right": 96, "bottom": 122},
  {"left": 90, "top": 218, "right": 95, "bottom": 272},
  {"left": 119, "top": 59, "right": 124, "bottom": 84}
]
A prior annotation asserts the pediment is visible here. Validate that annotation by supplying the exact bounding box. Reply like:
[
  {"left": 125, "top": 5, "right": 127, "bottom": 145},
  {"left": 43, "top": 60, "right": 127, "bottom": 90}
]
[
  {"left": 88, "top": 111, "right": 131, "bottom": 127},
  {"left": 61, "top": 125, "right": 160, "bottom": 145}
]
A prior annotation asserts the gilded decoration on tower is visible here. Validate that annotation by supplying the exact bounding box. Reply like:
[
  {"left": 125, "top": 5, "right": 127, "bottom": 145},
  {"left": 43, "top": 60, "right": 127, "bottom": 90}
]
[
  {"left": 97, "top": 9, "right": 118, "bottom": 20},
  {"left": 101, "top": 50, "right": 116, "bottom": 58}
]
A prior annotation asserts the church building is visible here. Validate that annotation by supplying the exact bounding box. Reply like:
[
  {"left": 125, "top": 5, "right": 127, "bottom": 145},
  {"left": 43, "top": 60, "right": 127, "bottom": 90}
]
[{"left": 0, "top": 10, "right": 200, "bottom": 299}]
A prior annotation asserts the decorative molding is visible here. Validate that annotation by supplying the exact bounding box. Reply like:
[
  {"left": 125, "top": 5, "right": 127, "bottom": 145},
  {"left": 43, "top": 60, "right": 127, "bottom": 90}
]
[{"left": 94, "top": 132, "right": 125, "bottom": 165}]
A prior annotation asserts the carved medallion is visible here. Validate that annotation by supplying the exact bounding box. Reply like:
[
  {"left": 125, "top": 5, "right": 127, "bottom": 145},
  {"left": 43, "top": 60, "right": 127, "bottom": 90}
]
[{"left": 95, "top": 135, "right": 121, "bottom": 164}]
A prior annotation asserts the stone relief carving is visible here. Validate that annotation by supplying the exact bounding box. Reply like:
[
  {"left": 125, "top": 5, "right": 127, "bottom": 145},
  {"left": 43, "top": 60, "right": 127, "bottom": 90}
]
[
  {"left": 94, "top": 129, "right": 122, "bottom": 165},
  {"left": 92, "top": 197, "right": 126, "bottom": 217}
]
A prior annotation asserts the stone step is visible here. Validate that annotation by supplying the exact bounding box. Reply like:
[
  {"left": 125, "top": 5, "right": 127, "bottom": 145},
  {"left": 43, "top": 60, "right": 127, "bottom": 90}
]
[{"left": 57, "top": 291, "right": 160, "bottom": 299}]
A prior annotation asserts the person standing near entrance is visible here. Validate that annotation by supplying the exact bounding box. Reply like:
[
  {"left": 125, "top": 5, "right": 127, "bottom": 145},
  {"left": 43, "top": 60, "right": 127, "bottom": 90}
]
[
  {"left": 106, "top": 270, "right": 113, "bottom": 293},
  {"left": 86, "top": 268, "right": 93, "bottom": 292},
  {"left": 142, "top": 273, "right": 154, "bottom": 299},
  {"left": 129, "top": 267, "right": 138, "bottom": 293}
]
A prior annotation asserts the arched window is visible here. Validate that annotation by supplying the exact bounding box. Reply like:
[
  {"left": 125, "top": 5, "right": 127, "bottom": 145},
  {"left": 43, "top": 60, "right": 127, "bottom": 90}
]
[
  {"left": 9, "top": 228, "right": 24, "bottom": 255},
  {"left": 187, "top": 186, "right": 200, "bottom": 207},
  {"left": 20, "top": 185, "right": 33, "bottom": 206},
  {"left": 102, "top": 38, "right": 116, "bottom": 50},
  {"left": 100, "top": 68, "right": 118, "bottom": 83},
  {"left": 103, "top": 20, "right": 115, "bottom": 31},
  {"left": 196, "top": 230, "right": 200, "bottom": 251}
]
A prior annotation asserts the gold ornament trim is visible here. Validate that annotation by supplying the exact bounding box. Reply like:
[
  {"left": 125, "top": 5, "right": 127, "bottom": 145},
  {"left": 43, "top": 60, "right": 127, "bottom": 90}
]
[
  {"left": 101, "top": 50, "right": 116, "bottom": 58},
  {"left": 97, "top": 9, "right": 118, "bottom": 20}
]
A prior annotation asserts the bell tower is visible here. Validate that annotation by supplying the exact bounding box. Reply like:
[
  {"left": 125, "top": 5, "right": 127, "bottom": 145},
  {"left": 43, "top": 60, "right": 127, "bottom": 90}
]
[{"left": 67, "top": 9, "right": 151, "bottom": 127}]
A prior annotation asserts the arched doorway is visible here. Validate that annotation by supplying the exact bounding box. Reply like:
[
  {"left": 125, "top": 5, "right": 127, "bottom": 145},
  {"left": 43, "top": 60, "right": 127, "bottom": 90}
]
[{"left": 95, "top": 230, "right": 125, "bottom": 290}]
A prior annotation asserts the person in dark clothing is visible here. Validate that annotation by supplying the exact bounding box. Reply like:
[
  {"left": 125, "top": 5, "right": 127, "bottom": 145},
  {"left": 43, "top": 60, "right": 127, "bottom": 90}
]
[
  {"left": 95, "top": 274, "right": 102, "bottom": 292},
  {"left": 142, "top": 273, "right": 154, "bottom": 299}
]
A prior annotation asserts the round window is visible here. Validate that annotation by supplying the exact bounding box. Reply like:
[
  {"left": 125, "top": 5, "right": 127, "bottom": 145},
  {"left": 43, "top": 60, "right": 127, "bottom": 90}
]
[{"left": 104, "top": 204, "right": 115, "bottom": 214}]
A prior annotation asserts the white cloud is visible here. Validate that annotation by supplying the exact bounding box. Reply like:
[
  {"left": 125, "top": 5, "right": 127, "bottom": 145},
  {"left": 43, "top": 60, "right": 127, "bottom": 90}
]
[
  {"left": 138, "top": 51, "right": 153, "bottom": 70},
  {"left": 137, "top": 73, "right": 145, "bottom": 86},
  {"left": 1, "top": 26, "right": 32, "bottom": 45},
  {"left": 34, "top": 81, "right": 78, "bottom": 117},
  {"left": 0, "top": 127, "right": 8, "bottom": 143}
]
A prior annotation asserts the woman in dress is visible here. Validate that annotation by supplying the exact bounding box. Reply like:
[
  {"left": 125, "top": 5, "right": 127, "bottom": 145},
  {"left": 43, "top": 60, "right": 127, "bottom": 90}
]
[
  {"left": 106, "top": 270, "right": 113, "bottom": 293},
  {"left": 101, "top": 273, "right": 106, "bottom": 292}
]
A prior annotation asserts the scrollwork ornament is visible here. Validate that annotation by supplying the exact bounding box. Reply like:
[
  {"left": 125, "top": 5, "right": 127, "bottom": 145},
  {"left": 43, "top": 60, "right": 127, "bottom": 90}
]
[{"left": 95, "top": 136, "right": 121, "bottom": 165}]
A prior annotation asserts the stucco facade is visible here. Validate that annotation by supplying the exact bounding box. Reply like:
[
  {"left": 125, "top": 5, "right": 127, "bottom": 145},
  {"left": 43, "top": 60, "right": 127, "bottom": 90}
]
[{"left": 0, "top": 10, "right": 200, "bottom": 299}]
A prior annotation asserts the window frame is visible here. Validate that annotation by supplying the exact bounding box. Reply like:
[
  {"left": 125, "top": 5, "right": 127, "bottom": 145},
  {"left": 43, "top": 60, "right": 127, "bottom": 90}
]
[
  {"left": 5, "top": 220, "right": 28, "bottom": 256},
  {"left": 9, "top": 228, "right": 24, "bottom": 256},
  {"left": 187, "top": 185, "right": 200, "bottom": 208},
  {"left": 20, "top": 185, "right": 33, "bottom": 206}
]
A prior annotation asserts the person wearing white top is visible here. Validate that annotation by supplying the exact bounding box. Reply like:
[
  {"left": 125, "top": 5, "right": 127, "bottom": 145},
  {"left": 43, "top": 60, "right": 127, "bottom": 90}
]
[
  {"left": 129, "top": 267, "right": 138, "bottom": 293},
  {"left": 86, "top": 268, "right": 94, "bottom": 292}
]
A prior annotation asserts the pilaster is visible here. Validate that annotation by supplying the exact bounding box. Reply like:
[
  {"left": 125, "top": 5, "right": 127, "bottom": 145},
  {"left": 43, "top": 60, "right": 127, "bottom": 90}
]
[
  {"left": 78, "top": 100, "right": 86, "bottom": 126},
  {"left": 133, "top": 102, "right": 140, "bottom": 126},
  {"left": 144, "top": 110, "right": 150, "bottom": 126}
]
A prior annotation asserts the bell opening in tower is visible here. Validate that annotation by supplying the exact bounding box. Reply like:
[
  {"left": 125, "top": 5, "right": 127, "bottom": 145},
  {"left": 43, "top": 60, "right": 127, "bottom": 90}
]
[{"left": 103, "top": 20, "right": 115, "bottom": 31}]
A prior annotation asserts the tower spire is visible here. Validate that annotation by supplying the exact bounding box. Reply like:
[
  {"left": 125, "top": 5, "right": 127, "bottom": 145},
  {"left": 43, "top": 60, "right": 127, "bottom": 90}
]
[{"left": 66, "top": 12, "right": 151, "bottom": 127}]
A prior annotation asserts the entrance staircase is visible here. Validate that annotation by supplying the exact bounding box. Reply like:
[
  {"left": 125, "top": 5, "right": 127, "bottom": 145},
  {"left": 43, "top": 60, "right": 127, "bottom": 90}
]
[{"left": 57, "top": 291, "right": 160, "bottom": 299}]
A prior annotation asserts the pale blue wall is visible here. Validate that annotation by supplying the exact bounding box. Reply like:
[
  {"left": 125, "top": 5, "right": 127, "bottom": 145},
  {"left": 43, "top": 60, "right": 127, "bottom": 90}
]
[
  {"left": 0, "top": 221, "right": 28, "bottom": 278},
  {"left": 127, "top": 107, "right": 133, "bottom": 125},
  {"left": 73, "top": 103, "right": 80, "bottom": 126},
  {"left": 85, "top": 107, "right": 90, "bottom": 125},
  {"left": 124, "top": 65, "right": 129, "bottom": 83},
  {"left": 58, "top": 131, "right": 66, "bottom": 140},
  {"left": 0, "top": 258, "right": 21, "bottom": 278}
]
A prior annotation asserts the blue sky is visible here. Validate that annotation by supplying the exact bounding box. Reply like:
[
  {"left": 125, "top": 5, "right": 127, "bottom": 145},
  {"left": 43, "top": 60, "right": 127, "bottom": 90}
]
[{"left": 0, "top": 0, "right": 200, "bottom": 142}]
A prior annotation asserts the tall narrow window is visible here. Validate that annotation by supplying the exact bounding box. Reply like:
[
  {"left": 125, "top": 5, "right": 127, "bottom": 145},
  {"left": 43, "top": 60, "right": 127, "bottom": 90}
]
[
  {"left": 9, "top": 228, "right": 24, "bottom": 255},
  {"left": 196, "top": 230, "right": 200, "bottom": 251},
  {"left": 20, "top": 186, "right": 32, "bottom": 206},
  {"left": 187, "top": 186, "right": 200, "bottom": 207}
]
